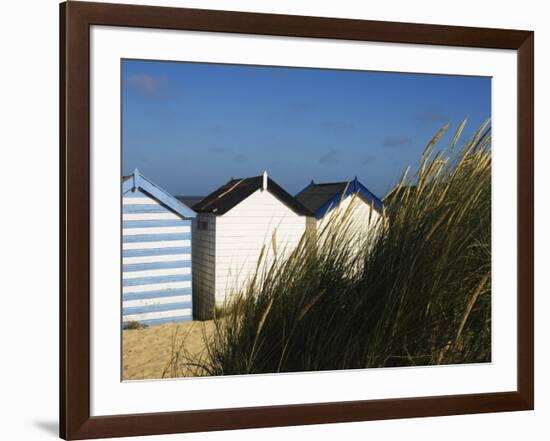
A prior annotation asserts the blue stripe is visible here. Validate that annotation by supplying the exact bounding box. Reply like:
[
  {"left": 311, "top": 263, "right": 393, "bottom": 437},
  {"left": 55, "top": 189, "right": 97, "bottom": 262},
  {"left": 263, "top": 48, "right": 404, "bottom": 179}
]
[
  {"left": 122, "top": 247, "right": 191, "bottom": 258},
  {"left": 123, "top": 191, "right": 150, "bottom": 198},
  {"left": 123, "top": 204, "right": 172, "bottom": 214},
  {"left": 122, "top": 274, "right": 191, "bottom": 287},
  {"left": 123, "top": 301, "right": 192, "bottom": 316},
  {"left": 123, "top": 260, "right": 191, "bottom": 272},
  {"left": 123, "top": 315, "right": 193, "bottom": 328},
  {"left": 123, "top": 219, "right": 190, "bottom": 228},
  {"left": 122, "top": 232, "right": 191, "bottom": 243},
  {"left": 122, "top": 287, "right": 192, "bottom": 301}
]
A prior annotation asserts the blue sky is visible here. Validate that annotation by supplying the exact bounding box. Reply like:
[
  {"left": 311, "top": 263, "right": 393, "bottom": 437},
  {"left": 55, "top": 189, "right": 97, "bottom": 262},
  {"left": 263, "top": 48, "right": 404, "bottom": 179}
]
[{"left": 122, "top": 59, "right": 491, "bottom": 198}]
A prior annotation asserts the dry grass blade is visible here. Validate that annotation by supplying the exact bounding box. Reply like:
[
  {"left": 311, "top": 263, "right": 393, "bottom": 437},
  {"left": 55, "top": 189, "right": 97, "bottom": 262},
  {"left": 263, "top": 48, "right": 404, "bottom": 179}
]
[
  {"left": 451, "top": 118, "right": 468, "bottom": 149},
  {"left": 422, "top": 123, "right": 449, "bottom": 157},
  {"left": 454, "top": 273, "right": 490, "bottom": 343}
]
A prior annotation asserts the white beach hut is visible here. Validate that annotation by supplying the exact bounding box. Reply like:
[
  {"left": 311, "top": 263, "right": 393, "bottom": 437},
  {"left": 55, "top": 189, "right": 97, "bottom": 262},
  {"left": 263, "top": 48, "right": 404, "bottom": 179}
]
[
  {"left": 122, "top": 169, "right": 196, "bottom": 327},
  {"left": 295, "top": 177, "right": 384, "bottom": 236},
  {"left": 191, "top": 172, "right": 313, "bottom": 318}
]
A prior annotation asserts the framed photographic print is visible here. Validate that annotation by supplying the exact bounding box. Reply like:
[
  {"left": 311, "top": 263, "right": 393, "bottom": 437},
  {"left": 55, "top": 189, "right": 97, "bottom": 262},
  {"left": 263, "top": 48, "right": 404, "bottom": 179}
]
[{"left": 60, "top": 1, "right": 534, "bottom": 439}]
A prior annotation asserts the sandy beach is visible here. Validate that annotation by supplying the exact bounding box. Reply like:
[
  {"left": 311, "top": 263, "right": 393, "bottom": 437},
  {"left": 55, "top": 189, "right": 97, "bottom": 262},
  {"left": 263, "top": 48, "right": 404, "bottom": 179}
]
[{"left": 123, "top": 320, "right": 214, "bottom": 381}]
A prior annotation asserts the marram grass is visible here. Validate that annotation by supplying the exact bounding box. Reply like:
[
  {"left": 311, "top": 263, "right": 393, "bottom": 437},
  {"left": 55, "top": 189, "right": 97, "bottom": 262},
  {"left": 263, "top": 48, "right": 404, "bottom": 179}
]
[{"left": 172, "top": 121, "right": 492, "bottom": 376}]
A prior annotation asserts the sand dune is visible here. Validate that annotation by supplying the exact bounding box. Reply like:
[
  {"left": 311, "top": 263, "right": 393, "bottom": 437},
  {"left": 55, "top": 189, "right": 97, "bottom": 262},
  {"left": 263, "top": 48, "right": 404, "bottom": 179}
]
[{"left": 123, "top": 320, "right": 214, "bottom": 380}]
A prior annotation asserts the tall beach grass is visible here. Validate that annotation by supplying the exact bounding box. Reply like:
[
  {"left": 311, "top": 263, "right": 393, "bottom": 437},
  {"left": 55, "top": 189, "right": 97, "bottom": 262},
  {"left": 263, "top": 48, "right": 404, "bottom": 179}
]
[{"left": 176, "top": 121, "right": 492, "bottom": 376}]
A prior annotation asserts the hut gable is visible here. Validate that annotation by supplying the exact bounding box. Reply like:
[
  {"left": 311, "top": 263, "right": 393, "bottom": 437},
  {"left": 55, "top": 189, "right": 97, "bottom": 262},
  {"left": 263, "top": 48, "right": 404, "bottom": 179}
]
[
  {"left": 295, "top": 177, "right": 384, "bottom": 244},
  {"left": 122, "top": 169, "right": 196, "bottom": 327},
  {"left": 295, "top": 177, "right": 383, "bottom": 220},
  {"left": 191, "top": 172, "right": 312, "bottom": 318},
  {"left": 193, "top": 173, "right": 312, "bottom": 217}
]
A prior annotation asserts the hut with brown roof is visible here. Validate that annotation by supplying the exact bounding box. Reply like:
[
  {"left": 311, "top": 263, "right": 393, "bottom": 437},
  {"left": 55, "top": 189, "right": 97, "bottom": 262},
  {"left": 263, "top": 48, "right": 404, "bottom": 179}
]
[{"left": 191, "top": 171, "right": 312, "bottom": 318}]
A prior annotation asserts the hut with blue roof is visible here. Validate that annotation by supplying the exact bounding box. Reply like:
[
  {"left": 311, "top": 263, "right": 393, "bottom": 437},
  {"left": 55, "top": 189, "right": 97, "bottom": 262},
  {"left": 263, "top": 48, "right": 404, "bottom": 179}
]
[
  {"left": 295, "top": 176, "right": 383, "bottom": 235},
  {"left": 122, "top": 169, "right": 196, "bottom": 327}
]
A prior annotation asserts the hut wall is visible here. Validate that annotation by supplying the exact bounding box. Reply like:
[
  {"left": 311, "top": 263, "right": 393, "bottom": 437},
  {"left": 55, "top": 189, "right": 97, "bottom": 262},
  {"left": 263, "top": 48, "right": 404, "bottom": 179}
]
[
  {"left": 214, "top": 189, "right": 307, "bottom": 307},
  {"left": 316, "top": 194, "right": 383, "bottom": 255},
  {"left": 122, "top": 189, "right": 193, "bottom": 326},
  {"left": 316, "top": 194, "right": 381, "bottom": 230},
  {"left": 191, "top": 213, "right": 217, "bottom": 320}
]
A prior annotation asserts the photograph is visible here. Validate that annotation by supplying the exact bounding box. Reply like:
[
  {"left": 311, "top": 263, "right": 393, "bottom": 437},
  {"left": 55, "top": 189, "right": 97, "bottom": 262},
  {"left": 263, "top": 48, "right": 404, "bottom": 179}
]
[{"left": 121, "top": 59, "right": 492, "bottom": 381}]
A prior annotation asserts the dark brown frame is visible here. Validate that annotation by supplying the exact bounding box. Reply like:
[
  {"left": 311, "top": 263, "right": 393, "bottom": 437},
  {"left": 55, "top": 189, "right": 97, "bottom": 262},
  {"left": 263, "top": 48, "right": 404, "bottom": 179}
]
[{"left": 60, "top": 1, "right": 534, "bottom": 439}]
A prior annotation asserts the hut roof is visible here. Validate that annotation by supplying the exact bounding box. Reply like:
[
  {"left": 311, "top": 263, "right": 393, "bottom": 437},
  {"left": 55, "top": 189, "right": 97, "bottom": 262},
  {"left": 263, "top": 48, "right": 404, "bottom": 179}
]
[
  {"left": 176, "top": 195, "right": 205, "bottom": 207},
  {"left": 122, "top": 169, "right": 196, "bottom": 219},
  {"left": 193, "top": 174, "right": 312, "bottom": 216},
  {"left": 295, "top": 177, "right": 383, "bottom": 220}
]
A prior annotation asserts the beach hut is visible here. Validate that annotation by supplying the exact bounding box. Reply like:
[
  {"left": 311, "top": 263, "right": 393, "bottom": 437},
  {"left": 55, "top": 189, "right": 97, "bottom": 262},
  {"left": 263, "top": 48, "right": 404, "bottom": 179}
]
[
  {"left": 191, "top": 171, "right": 313, "bottom": 318},
  {"left": 122, "top": 169, "right": 196, "bottom": 327},
  {"left": 295, "top": 177, "right": 384, "bottom": 235}
]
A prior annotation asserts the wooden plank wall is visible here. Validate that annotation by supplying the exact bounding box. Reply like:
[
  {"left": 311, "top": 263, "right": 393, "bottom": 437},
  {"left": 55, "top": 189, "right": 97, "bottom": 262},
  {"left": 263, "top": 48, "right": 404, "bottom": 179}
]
[
  {"left": 214, "top": 189, "right": 307, "bottom": 306},
  {"left": 122, "top": 189, "right": 193, "bottom": 326},
  {"left": 191, "top": 213, "right": 216, "bottom": 319},
  {"left": 316, "top": 194, "right": 382, "bottom": 233}
]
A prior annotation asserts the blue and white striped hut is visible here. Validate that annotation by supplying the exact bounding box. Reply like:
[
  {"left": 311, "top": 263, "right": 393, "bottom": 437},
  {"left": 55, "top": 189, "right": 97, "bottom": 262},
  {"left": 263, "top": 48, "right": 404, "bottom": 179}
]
[{"left": 122, "top": 169, "right": 196, "bottom": 327}]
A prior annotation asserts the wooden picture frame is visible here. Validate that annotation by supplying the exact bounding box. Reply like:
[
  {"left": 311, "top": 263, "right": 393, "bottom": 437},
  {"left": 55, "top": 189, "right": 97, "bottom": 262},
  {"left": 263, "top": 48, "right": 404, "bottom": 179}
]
[{"left": 60, "top": 1, "right": 534, "bottom": 439}]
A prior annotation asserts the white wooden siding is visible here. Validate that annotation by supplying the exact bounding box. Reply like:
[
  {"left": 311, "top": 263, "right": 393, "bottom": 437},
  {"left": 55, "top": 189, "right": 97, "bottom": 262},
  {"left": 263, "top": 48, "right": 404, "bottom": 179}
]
[
  {"left": 123, "top": 308, "right": 193, "bottom": 323},
  {"left": 123, "top": 294, "right": 192, "bottom": 308},
  {"left": 314, "top": 194, "right": 383, "bottom": 260},
  {"left": 122, "top": 253, "right": 191, "bottom": 264},
  {"left": 214, "top": 189, "right": 307, "bottom": 306},
  {"left": 316, "top": 194, "right": 382, "bottom": 232},
  {"left": 123, "top": 226, "right": 191, "bottom": 235}
]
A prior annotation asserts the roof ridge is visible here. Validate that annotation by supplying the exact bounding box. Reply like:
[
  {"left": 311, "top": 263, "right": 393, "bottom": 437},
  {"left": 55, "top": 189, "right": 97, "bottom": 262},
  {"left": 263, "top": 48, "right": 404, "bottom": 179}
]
[
  {"left": 308, "top": 181, "right": 350, "bottom": 186},
  {"left": 194, "top": 174, "right": 311, "bottom": 216},
  {"left": 200, "top": 178, "right": 246, "bottom": 211}
]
